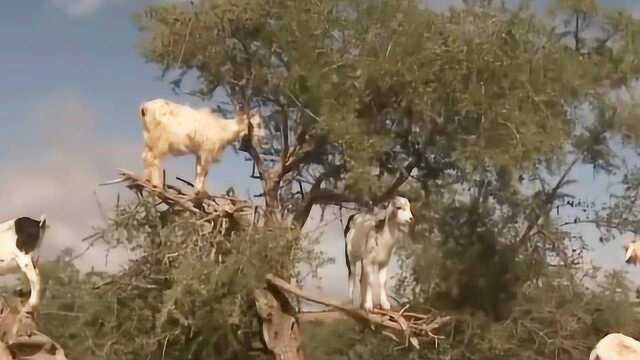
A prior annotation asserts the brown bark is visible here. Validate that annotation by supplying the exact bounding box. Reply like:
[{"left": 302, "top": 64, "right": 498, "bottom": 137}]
[
  {"left": 516, "top": 157, "right": 580, "bottom": 249},
  {"left": 265, "top": 274, "right": 450, "bottom": 350},
  {"left": 262, "top": 168, "right": 283, "bottom": 223},
  {"left": 292, "top": 160, "right": 417, "bottom": 228},
  {"left": 254, "top": 284, "right": 305, "bottom": 360}
]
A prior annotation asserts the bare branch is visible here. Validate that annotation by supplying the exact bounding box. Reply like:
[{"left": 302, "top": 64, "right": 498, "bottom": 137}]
[
  {"left": 292, "top": 160, "right": 417, "bottom": 228},
  {"left": 282, "top": 137, "right": 325, "bottom": 175},
  {"left": 517, "top": 157, "right": 580, "bottom": 248},
  {"left": 373, "top": 160, "right": 418, "bottom": 205},
  {"left": 292, "top": 169, "right": 343, "bottom": 227},
  {"left": 265, "top": 274, "right": 450, "bottom": 349},
  {"left": 101, "top": 169, "right": 255, "bottom": 222}
]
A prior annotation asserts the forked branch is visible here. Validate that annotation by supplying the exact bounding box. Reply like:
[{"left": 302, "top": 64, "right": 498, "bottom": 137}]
[{"left": 265, "top": 274, "right": 450, "bottom": 350}]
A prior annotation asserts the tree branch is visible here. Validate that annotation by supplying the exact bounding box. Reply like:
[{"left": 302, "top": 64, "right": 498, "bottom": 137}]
[
  {"left": 283, "top": 139, "right": 325, "bottom": 175},
  {"left": 292, "top": 169, "right": 345, "bottom": 227},
  {"left": 292, "top": 159, "right": 417, "bottom": 228},
  {"left": 254, "top": 282, "right": 304, "bottom": 360},
  {"left": 241, "top": 124, "right": 267, "bottom": 180},
  {"left": 517, "top": 157, "right": 580, "bottom": 248},
  {"left": 372, "top": 160, "right": 418, "bottom": 205},
  {"left": 265, "top": 274, "right": 450, "bottom": 349},
  {"left": 281, "top": 106, "right": 291, "bottom": 165}
]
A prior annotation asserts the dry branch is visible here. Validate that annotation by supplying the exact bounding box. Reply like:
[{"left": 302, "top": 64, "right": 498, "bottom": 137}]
[
  {"left": 101, "top": 169, "right": 258, "bottom": 221},
  {"left": 265, "top": 274, "right": 450, "bottom": 350},
  {"left": 0, "top": 299, "right": 68, "bottom": 359},
  {"left": 254, "top": 285, "right": 305, "bottom": 360},
  {"left": 516, "top": 157, "right": 580, "bottom": 249}
]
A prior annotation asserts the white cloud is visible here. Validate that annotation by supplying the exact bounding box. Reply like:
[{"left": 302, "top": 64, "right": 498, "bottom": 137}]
[
  {"left": 48, "top": 0, "right": 196, "bottom": 17},
  {"left": 49, "top": 0, "right": 111, "bottom": 17},
  {"left": 0, "top": 89, "right": 138, "bottom": 271}
]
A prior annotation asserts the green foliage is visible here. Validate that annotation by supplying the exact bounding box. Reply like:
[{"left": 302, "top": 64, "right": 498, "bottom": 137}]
[
  {"left": 30, "top": 197, "right": 325, "bottom": 359},
  {"left": 431, "top": 201, "right": 523, "bottom": 321},
  {"left": 134, "top": 0, "right": 628, "bottom": 201}
]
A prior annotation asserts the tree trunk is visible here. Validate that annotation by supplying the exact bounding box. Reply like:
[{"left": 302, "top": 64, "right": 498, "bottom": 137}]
[
  {"left": 261, "top": 168, "right": 283, "bottom": 224},
  {"left": 254, "top": 284, "right": 305, "bottom": 360},
  {"left": 0, "top": 301, "right": 68, "bottom": 360}
]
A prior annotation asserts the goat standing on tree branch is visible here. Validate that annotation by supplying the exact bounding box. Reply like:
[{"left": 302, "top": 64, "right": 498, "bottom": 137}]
[
  {"left": 344, "top": 196, "right": 414, "bottom": 311},
  {"left": 138, "top": 98, "right": 266, "bottom": 193},
  {"left": 0, "top": 216, "right": 46, "bottom": 314}
]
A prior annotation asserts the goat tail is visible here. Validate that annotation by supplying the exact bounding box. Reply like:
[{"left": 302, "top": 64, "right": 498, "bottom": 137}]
[
  {"left": 139, "top": 103, "right": 147, "bottom": 119},
  {"left": 344, "top": 214, "right": 356, "bottom": 280},
  {"left": 39, "top": 215, "right": 46, "bottom": 228}
]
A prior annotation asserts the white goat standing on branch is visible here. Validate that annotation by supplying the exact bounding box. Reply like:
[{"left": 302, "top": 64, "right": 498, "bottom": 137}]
[
  {"left": 344, "top": 196, "right": 414, "bottom": 311},
  {"left": 138, "top": 98, "right": 266, "bottom": 192},
  {"left": 0, "top": 215, "right": 46, "bottom": 313}
]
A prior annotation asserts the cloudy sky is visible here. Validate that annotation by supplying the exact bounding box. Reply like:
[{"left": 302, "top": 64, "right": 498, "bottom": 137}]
[{"left": 2, "top": 0, "right": 640, "bottom": 302}]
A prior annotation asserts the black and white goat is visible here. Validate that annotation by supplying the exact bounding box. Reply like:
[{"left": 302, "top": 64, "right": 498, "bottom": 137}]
[
  {"left": 344, "top": 196, "right": 414, "bottom": 311},
  {"left": 0, "top": 215, "right": 46, "bottom": 312}
]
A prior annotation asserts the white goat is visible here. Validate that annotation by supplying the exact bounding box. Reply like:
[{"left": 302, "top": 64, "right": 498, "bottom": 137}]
[
  {"left": 344, "top": 196, "right": 414, "bottom": 311},
  {"left": 590, "top": 333, "right": 640, "bottom": 360},
  {"left": 138, "top": 98, "right": 266, "bottom": 192},
  {"left": 623, "top": 234, "right": 640, "bottom": 266},
  {"left": 0, "top": 215, "right": 46, "bottom": 313}
]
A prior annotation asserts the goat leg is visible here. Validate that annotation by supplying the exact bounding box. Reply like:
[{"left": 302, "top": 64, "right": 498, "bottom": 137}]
[
  {"left": 362, "top": 260, "right": 380, "bottom": 311},
  {"left": 16, "top": 254, "right": 40, "bottom": 311},
  {"left": 379, "top": 265, "right": 391, "bottom": 310}
]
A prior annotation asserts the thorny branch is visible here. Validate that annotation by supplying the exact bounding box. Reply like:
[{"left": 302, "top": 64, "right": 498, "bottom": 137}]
[
  {"left": 517, "top": 157, "right": 580, "bottom": 249},
  {"left": 292, "top": 160, "right": 417, "bottom": 228},
  {"left": 100, "top": 169, "right": 256, "bottom": 218},
  {"left": 265, "top": 274, "right": 450, "bottom": 350}
]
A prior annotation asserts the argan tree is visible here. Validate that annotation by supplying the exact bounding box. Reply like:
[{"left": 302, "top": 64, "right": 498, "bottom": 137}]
[{"left": 29, "top": 0, "right": 640, "bottom": 359}]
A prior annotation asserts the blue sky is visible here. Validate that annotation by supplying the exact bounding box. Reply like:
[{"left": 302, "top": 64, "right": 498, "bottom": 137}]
[
  {"left": 1, "top": 0, "right": 640, "bottom": 301},
  {"left": 0, "top": 0, "right": 262, "bottom": 272}
]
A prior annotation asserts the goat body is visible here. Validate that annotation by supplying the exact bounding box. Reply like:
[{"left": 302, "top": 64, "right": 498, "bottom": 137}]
[
  {"left": 139, "top": 98, "right": 265, "bottom": 192},
  {"left": 590, "top": 333, "right": 640, "bottom": 360},
  {"left": 344, "top": 196, "right": 414, "bottom": 311},
  {"left": 0, "top": 216, "right": 46, "bottom": 311}
]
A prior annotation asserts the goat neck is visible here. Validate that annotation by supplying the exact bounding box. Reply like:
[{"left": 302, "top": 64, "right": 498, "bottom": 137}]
[
  {"left": 385, "top": 211, "right": 410, "bottom": 235},
  {"left": 377, "top": 217, "right": 406, "bottom": 254},
  {"left": 229, "top": 112, "right": 250, "bottom": 137}
]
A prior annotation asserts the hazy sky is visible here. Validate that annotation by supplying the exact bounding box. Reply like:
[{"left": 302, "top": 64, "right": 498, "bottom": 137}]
[{"left": 2, "top": 0, "right": 640, "bottom": 302}]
